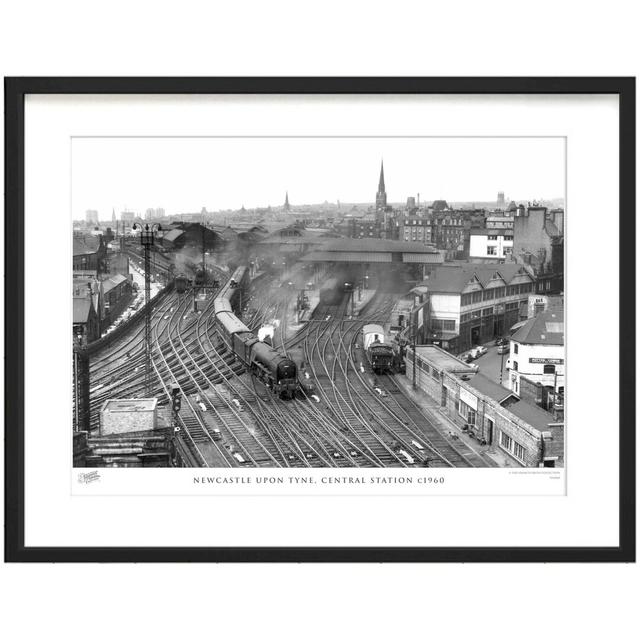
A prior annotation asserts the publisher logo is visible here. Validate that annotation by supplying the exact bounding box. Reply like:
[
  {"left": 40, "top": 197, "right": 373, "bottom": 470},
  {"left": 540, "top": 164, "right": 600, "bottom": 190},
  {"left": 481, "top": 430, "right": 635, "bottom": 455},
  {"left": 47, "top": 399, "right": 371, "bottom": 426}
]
[{"left": 78, "top": 470, "right": 101, "bottom": 484}]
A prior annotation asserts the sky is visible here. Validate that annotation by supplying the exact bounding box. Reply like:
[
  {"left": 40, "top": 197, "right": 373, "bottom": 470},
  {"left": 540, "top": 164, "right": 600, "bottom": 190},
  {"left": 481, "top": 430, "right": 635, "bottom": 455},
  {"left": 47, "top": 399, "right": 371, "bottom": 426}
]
[{"left": 71, "top": 136, "right": 565, "bottom": 219}]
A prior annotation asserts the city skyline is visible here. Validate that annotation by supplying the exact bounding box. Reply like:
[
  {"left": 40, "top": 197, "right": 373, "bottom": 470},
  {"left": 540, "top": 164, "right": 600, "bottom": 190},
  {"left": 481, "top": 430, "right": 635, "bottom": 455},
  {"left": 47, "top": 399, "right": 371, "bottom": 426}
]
[{"left": 71, "top": 137, "right": 565, "bottom": 220}]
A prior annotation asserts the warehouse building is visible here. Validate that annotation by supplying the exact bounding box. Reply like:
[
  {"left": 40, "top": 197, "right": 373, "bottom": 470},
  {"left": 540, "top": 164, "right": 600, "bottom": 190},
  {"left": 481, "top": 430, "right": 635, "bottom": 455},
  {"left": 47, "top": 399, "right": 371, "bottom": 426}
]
[{"left": 405, "top": 345, "right": 564, "bottom": 467}]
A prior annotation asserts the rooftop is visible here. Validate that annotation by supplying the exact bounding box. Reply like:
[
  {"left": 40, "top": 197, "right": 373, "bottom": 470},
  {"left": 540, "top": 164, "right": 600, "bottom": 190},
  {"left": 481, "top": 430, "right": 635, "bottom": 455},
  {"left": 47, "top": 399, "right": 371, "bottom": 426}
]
[
  {"left": 162, "top": 229, "right": 185, "bottom": 243},
  {"left": 415, "top": 345, "right": 476, "bottom": 373},
  {"left": 512, "top": 309, "right": 564, "bottom": 345},
  {"left": 506, "top": 399, "right": 561, "bottom": 433},
  {"left": 73, "top": 297, "right": 93, "bottom": 324},
  {"left": 101, "top": 398, "right": 158, "bottom": 412},
  {"left": 470, "top": 229, "right": 514, "bottom": 236},
  {"left": 422, "top": 263, "right": 530, "bottom": 294},
  {"left": 322, "top": 238, "right": 440, "bottom": 253},
  {"left": 464, "top": 373, "right": 518, "bottom": 404},
  {"left": 73, "top": 235, "right": 102, "bottom": 256},
  {"left": 102, "top": 273, "right": 129, "bottom": 294}
]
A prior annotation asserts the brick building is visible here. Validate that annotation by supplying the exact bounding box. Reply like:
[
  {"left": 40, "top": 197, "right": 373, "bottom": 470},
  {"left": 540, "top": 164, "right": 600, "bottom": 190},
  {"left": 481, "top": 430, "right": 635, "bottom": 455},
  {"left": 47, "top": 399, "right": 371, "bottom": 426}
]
[
  {"left": 513, "top": 205, "right": 564, "bottom": 294},
  {"left": 418, "top": 263, "right": 536, "bottom": 353},
  {"left": 73, "top": 297, "right": 100, "bottom": 343},
  {"left": 405, "top": 345, "right": 564, "bottom": 467},
  {"left": 73, "top": 234, "right": 107, "bottom": 275}
]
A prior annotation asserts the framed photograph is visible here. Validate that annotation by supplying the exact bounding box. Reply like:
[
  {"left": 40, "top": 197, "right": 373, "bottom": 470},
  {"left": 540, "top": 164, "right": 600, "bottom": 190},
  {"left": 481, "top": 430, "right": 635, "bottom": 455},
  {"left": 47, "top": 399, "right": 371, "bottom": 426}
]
[{"left": 5, "top": 77, "right": 635, "bottom": 562}]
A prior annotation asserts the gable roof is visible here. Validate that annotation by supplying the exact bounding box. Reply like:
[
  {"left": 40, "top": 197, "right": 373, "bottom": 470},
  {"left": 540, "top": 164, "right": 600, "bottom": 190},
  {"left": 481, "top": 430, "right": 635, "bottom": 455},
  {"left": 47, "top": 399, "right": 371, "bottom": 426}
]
[
  {"left": 512, "top": 309, "right": 564, "bottom": 345},
  {"left": 102, "top": 273, "right": 129, "bottom": 294},
  {"left": 162, "top": 229, "right": 185, "bottom": 243},
  {"left": 423, "top": 263, "right": 529, "bottom": 294}
]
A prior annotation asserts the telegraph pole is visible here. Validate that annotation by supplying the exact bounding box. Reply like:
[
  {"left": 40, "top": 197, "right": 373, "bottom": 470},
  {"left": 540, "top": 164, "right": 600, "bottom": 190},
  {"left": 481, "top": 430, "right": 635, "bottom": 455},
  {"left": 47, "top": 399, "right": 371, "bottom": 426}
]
[
  {"left": 133, "top": 223, "right": 161, "bottom": 396},
  {"left": 412, "top": 321, "right": 417, "bottom": 389},
  {"left": 201, "top": 224, "right": 207, "bottom": 287}
]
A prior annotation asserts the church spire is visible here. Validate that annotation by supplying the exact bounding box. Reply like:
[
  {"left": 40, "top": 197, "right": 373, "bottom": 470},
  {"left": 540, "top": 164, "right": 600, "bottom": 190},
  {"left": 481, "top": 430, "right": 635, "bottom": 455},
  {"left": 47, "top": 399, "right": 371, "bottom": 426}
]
[
  {"left": 376, "top": 159, "right": 387, "bottom": 210},
  {"left": 284, "top": 191, "right": 290, "bottom": 211}
]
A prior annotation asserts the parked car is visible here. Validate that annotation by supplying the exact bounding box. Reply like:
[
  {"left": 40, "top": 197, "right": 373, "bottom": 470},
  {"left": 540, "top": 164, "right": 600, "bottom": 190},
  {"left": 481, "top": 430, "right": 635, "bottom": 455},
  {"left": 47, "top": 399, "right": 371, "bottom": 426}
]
[
  {"left": 461, "top": 352, "right": 474, "bottom": 363},
  {"left": 470, "top": 346, "right": 488, "bottom": 359},
  {"left": 495, "top": 337, "right": 508, "bottom": 346},
  {"left": 497, "top": 343, "right": 509, "bottom": 355}
]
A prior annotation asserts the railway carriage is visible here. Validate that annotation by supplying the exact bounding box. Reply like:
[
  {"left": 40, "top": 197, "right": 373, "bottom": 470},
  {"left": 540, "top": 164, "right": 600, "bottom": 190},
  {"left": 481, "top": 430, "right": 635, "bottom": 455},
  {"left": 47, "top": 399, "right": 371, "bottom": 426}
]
[{"left": 362, "top": 324, "right": 395, "bottom": 374}]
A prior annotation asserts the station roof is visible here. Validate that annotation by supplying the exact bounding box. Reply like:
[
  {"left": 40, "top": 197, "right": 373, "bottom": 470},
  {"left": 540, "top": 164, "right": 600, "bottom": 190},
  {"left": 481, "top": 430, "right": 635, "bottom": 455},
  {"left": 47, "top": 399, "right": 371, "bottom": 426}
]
[
  {"left": 512, "top": 309, "right": 564, "bottom": 345},
  {"left": 322, "top": 238, "right": 439, "bottom": 253},
  {"left": 300, "top": 238, "right": 444, "bottom": 265},
  {"left": 301, "top": 250, "right": 392, "bottom": 263}
]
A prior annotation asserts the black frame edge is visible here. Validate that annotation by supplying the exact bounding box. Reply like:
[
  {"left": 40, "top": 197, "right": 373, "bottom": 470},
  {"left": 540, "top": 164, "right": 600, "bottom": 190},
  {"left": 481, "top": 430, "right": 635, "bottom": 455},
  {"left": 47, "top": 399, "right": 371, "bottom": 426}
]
[{"left": 3, "top": 77, "right": 636, "bottom": 563}]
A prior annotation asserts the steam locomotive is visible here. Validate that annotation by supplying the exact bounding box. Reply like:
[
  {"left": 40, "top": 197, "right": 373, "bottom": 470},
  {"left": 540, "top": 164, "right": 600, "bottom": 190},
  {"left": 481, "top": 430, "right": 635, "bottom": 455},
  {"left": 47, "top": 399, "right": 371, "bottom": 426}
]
[
  {"left": 213, "top": 266, "right": 298, "bottom": 399},
  {"left": 174, "top": 273, "right": 190, "bottom": 293}
]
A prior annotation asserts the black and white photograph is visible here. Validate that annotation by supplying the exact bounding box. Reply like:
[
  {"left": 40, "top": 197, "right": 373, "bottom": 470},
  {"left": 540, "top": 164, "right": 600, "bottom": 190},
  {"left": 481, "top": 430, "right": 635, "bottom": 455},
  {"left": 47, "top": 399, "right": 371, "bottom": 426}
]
[
  {"left": 6, "top": 77, "right": 632, "bottom": 562},
  {"left": 71, "top": 135, "right": 565, "bottom": 471}
]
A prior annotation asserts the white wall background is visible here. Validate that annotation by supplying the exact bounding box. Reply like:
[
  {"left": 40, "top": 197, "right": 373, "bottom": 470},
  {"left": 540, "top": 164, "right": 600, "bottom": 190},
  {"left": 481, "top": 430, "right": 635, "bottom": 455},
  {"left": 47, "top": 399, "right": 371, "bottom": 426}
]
[{"left": 1, "top": 2, "right": 638, "bottom": 640}]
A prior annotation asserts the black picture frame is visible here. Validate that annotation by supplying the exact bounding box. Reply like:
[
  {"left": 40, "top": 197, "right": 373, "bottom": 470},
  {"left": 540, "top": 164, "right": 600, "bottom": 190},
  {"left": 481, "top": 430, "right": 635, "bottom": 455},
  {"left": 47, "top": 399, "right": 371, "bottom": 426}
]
[{"left": 4, "top": 77, "right": 635, "bottom": 563}]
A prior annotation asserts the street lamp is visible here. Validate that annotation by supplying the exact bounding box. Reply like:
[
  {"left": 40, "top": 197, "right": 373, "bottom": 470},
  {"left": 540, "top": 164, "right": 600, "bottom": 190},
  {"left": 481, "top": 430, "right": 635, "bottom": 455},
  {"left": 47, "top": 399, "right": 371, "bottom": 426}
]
[{"left": 133, "top": 222, "right": 161, "bottom": 396}]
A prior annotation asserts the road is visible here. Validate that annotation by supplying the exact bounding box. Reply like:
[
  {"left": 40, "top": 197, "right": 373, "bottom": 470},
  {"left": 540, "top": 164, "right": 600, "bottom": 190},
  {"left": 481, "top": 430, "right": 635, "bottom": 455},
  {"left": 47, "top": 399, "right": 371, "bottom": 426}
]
[{"left": 470, "top": 342, "right": 511, "bottom": 390}]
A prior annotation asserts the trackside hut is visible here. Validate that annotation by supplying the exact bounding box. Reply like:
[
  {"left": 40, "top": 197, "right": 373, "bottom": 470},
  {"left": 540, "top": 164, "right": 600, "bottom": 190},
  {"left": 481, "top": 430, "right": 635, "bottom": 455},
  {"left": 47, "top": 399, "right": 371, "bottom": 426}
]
[{"left": 405, "top": 345, "right": 564, "bottom": 467}]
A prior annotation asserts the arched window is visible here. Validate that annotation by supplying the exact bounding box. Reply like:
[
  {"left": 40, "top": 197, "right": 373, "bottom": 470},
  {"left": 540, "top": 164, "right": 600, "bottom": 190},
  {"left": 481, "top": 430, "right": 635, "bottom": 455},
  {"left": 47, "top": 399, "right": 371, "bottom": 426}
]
[{"left": 543, "top": 364, "right": 555, "bottom": 374}]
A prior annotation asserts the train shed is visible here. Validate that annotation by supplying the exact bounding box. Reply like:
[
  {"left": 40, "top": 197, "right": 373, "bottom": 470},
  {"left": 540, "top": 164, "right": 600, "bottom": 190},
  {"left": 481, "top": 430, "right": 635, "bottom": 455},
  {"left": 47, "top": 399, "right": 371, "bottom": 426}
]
[{"left": 300, "top": 238, "right": 444, "bottom": 286}]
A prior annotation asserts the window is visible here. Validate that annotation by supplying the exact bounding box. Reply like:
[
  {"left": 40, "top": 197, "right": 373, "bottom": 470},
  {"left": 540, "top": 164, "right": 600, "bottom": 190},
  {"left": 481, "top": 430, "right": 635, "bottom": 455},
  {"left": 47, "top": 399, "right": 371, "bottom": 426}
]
[
  {"left": 431, "top": 319, "right": 456, "bottom": 332},
  {"left": 513, "top": 442, "right": 526, "bottom": 461},
  {"left": 431, "top": 368, "right": 440, "bottom": 380},
  {"left": 488, "top": 235, "right": 498, "bottom": 241},
  {"left": 483, "top": 288, "right": 495, "bottom": 301},
  {"left": 459, "top": 403, "right": 476, "bottom": 426},
  {"left": 543, "top": 364, "right": 555, "bottom": 374},
  {"left": 482, "top": 307, "right": 493, "bottom": 316},
  {"left": 500, "top": 431, "right": 513, "bottom": 451},
  {"left": 487, "top": 246, "right": 497, "bottom": 255},
  {"left": 513, "top": 343, "right": 518, "bottom": 354},
  {"left": 512, "top": 360, "right": 518, "bottom": 371},
  {"left": 471, "top": 291, "right": 482, "bottom": 304},
  {"left": 503, "top": 247, "right": 512, "bottom": 255},
  {"left": 504, "top": 235, "right": 513, "bottom": 241},
  {"left": 546, "top": 281, "right": 551, "bottom": 290},
  {"left": 493, "top": 286, "right": 506, "bottom": 299}
]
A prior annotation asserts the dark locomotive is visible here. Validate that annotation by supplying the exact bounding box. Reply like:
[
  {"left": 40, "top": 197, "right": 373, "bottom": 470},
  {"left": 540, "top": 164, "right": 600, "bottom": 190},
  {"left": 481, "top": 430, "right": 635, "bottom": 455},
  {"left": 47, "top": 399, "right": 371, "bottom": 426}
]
[
  {"left": 319, "top": 277, "right": 342, "bottom": 305},
  {"left": 213, "top": 266, "right": 298, "bottom": 399},
  {"left": 174, "top": 273, "right": 190, "bottom": 293}
]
